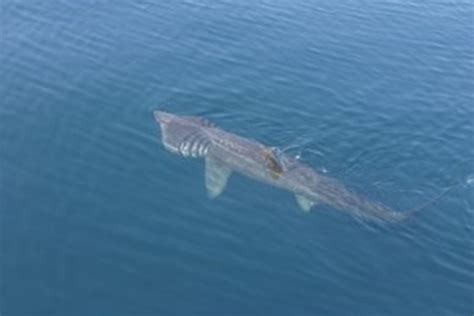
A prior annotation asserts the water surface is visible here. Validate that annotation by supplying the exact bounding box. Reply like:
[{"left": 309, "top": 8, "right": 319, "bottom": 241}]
[{"left": 1, "top": 1, "right": 473, "bottom": 315}]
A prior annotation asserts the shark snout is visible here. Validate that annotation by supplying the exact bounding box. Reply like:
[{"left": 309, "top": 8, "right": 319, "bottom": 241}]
[{"left": 153, "top": 110, "right": 176, "bottom": 125}]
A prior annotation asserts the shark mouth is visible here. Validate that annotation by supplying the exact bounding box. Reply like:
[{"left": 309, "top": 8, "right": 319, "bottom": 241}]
[{"left": 153, "top": 110, "right": 212, "bottom": 157}]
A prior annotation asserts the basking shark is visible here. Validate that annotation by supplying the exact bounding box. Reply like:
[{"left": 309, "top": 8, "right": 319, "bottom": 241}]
[{"left": 154, "top": 110, "right": 423, "bottom": 223}]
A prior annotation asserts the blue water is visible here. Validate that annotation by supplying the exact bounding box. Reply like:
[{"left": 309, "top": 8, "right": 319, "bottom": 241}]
[{"left": 1, "top": 1, "right": 473, "bottom": 315}]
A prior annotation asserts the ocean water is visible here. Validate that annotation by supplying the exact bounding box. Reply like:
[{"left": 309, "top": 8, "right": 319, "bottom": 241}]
[{"left": 1, "top": 1, "right": 473, "bottom": 315}]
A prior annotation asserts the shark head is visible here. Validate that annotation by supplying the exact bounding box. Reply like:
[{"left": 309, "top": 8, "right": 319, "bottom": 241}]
[
  {"left": 153, "top": 110, "right": 213, "bottom": 157},
  {"left": 154, "top": 110, "right": 179, "bottom": 126},
  {"left": 154, "top": 110, "right": 192, "bottom": 154}
]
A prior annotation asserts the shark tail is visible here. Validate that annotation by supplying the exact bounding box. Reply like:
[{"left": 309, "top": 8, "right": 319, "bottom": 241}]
[{"left": 395, "top": 186, "right": 452, "bottom": 223}]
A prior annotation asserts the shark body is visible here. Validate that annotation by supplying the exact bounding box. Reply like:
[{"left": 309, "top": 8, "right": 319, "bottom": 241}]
[{"left": 154, "top": 110, "right": 409, "bottom": 223}]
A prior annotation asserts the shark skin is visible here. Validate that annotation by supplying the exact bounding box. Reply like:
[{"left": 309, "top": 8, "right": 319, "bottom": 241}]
[{"left": 153, "top": 110, "right": 409, "bottom": 223}]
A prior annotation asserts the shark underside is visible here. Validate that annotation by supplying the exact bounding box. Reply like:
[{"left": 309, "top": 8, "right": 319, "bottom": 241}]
[{"left": 154, "top": 110, "right": 422, "bottom": 223}]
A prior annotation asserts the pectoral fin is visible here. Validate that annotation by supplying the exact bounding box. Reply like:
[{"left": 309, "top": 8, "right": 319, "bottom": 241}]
[
  {"left": 205, "top": 157, "right": 232, "bottom": 199},
  {"left": 295, "top": 194, "right": 315, "bottom": 212}
]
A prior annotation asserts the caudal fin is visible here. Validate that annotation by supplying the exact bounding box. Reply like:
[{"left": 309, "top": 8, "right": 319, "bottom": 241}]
[{"left": 397, "top": 187, "right": 452, "bottom": 222}]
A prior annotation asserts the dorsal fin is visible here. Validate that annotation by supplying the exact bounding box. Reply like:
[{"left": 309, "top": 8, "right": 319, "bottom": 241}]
[{"left": 263, "top": 148, "right": 284, "bottom": 179}]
